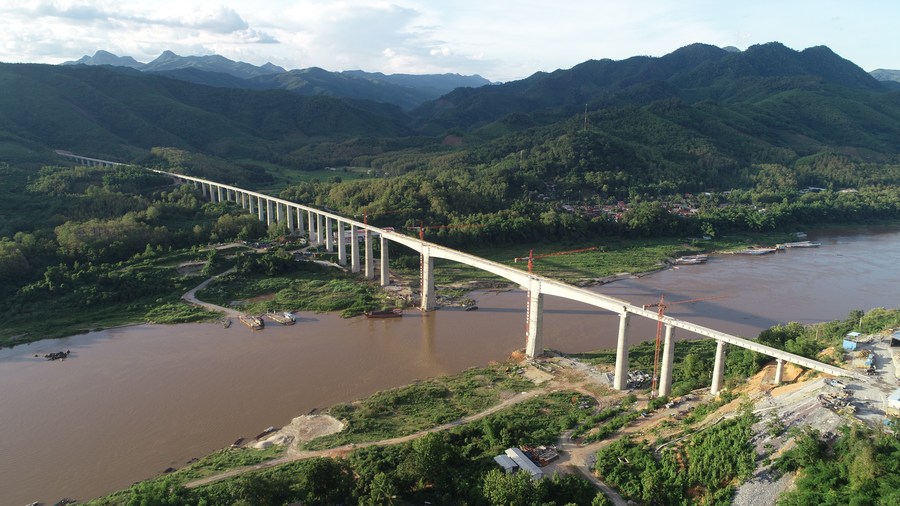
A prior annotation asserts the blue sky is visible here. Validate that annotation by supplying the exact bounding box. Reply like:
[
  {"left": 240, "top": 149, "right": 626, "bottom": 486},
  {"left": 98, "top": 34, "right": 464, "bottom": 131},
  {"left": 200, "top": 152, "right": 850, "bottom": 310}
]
[{"left": 1, "top": 1, "right": 898, "bottom": 81}]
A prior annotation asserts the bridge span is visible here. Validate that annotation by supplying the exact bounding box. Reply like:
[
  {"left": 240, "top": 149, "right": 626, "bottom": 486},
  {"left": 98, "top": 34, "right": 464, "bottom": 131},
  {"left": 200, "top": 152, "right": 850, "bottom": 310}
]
[{"left": 57, "top": 152, "right": 870, "bottom": 393}]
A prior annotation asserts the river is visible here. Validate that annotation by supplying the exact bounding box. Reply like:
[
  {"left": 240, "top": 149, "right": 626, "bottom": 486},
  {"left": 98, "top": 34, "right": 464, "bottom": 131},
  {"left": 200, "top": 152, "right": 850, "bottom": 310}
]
[{"left": 2, "top": 226, "right": 899, "bottom": 505}]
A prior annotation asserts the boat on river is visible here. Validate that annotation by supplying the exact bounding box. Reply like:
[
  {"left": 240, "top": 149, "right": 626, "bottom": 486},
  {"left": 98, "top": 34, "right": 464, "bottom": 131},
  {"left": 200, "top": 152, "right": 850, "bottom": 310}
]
[
  {"left": 266, "top": 311, "right": 296, "bottom": 325},
  {"left": 735, "top": 247, "right": 777, "bottom": 255},
  {"left": 364, "top": 308, "right": 403, "bottom": 318},
  {"left": 239, "top": 315, "right": 265, "bottom": 330},
  {"left": 674, "top": 254, "right": 708, "bottom": 265},
  {"left": 780, "top": 240, "right": 821, "bottom": 248}
]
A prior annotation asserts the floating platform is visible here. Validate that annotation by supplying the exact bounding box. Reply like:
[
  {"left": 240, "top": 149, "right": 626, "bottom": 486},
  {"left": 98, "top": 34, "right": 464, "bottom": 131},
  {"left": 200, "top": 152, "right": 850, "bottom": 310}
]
[
  {"left": 267, "top": 311, "right": 296, "bottom": 325},
  {"left": 239, "top": 315, "right": 265, "bottom": 330},
  {"left": 364, "top": 308, "right": 403, "bottom": 318}
]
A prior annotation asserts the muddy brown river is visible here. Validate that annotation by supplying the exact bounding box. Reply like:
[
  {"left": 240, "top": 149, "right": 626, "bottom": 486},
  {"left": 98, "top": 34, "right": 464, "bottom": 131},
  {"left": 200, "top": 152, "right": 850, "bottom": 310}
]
[{"left": 2, "top": 226, "right": 899, "bottom": 505}]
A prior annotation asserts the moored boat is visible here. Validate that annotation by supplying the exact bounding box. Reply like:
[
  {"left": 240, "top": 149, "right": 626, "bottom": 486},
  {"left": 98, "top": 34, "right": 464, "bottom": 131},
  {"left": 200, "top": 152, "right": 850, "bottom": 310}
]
[
  {"left": 782, "top": 240, "right": 821, "bottom": 248},
  {"left": 267, "top": 311, "right": 296, "bottom": 325},
  {"left": 674, "top": 254, "right": 708, "bottom": 265},
  {"left": 735, "top": 247, "right": 777, "bottom": 255},
  {"left": 239, "top": 315, "right": 265, "bottom": 330},
  {"left": 364, "top": 308, "right": 403, "bottom": 318}
]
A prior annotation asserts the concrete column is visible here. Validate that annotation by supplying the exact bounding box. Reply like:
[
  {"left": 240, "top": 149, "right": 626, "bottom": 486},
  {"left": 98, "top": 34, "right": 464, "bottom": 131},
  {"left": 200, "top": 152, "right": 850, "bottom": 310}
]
[
  {"left": 420, "top": 248, "right": 435, "bottom": 311},
  {"left": 774, "top": 358, "right": 784, "bottom": 385},
  {"left": 276, "top": 202, "right": 284, "bottom": 225},
  {"left": 525, "top": 280, "right": 544, "bottom": 358},
  {"left": 364, "top": 230, "right": 375, "bottom": 280},
  {"left": 287, "top": 206, "right": 295, "bottom": 234},
  {"left": 208, "top": 185, "right": 216, "bottom": 203},
  {"left": 201, "top": 184, "right": 208, "bottom": 198},
  {"left": 248, "top": 194, "right": 255, "bottom": 213},
  {"left": 297, "top": 209, "right": 305, "bottom": 236},
  {"left": 217, "top": 186, "right": 224, "bottom": 203},
  {"left": 307, "top": 211, "right": 316, "bottom": 244},
  {"left": 266, "top": 200, "right": 274, "bottom": 227},
  {"left": 240, "top": 193, "right": 247, "bottom": 209},
  {"left": 613, "top": 311, "right": 631, "bottom": 391},
  {"left": 350, "top": 225, "right": 360, "bottom": 273},
  {"left": 711, "top": 340, "right": 727, "bottom": 396},
  {"left": 379, "top": 236, "right": 389, "bottom": 286},
  {"left": 257, "top": 197, "right": 264, "bottom": 222},
  {"left": 658, "top": 324, "right": 675, "bottom": 397},
  {"left": 317, "top": 214, "right": 325, "bottom": 246},
  {"left": 325, "top": 218, "right": 334, "bottom": 251},
  {"left": 337, "top": 221, "right": 347, "bottom": 265}
]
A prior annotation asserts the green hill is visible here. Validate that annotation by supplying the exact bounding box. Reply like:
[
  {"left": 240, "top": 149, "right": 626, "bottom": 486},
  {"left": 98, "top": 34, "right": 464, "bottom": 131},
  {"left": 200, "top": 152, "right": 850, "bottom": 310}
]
[{"left": 0, "top": 63, "right": 414, "bottom": 164}]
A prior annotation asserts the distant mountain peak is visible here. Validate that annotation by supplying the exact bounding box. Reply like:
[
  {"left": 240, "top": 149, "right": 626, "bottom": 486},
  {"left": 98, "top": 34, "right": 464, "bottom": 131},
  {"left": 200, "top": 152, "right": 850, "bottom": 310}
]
[{"left": 62, "top": 50, "right": 144, "bottom": 69}]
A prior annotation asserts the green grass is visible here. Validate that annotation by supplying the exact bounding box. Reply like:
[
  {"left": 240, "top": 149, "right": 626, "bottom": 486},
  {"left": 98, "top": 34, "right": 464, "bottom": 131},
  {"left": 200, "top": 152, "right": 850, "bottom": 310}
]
[
  {"left": 391, "top": 233, "right": 800, "bottom": 287},
  {"left": 302, "top": 365, "right": 536, "bottom": 450},
  {"left": 196, "top": 261, "right": 399, "bottom": 317}
]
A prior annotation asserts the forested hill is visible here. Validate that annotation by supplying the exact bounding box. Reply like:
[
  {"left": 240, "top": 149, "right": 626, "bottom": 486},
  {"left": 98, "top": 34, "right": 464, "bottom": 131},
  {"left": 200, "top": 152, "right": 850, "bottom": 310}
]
[
  {"left": 414, "top": 42, "right": 888, "bottom": 130},
  {"left": 0, "top": 63, "right": 413, "bottom": 163}
]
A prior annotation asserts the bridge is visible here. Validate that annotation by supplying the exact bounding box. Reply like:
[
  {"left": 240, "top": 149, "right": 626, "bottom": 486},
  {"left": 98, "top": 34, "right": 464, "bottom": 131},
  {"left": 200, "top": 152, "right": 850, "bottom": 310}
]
[{"left": 57, "top": 151, "right": 870, "bottom": 393}]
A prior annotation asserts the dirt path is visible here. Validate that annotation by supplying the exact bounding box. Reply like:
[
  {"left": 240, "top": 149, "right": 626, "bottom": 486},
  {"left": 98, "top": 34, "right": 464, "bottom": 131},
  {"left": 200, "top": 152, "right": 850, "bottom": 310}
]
[
  {"left": 181, "top": 267, "right": 241, "bottom": 317},
  {"left": 184, "top": 389, "right": 545, "bottom": 489}
]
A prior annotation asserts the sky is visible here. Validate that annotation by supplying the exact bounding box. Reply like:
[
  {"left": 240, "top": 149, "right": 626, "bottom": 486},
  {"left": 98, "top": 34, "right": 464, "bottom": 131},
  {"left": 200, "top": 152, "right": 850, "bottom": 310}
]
[{"left": 1, "top": 0, "right": 899, "bottom": 82}]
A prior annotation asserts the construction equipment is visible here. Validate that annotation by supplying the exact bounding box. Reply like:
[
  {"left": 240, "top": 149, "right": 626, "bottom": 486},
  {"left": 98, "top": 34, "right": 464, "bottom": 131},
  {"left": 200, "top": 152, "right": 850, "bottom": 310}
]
[
  {"left": 513, "top": 247, "right": 599, "bottom": 349},
  {"left": 513, "top": 247, "right": 599, "bottom": 274},
  {"left": 406, "top": 221, "right": 483, "bottom": 310},
  {"left": 643, "top": 294, "right": 726, "bottom": 397}
]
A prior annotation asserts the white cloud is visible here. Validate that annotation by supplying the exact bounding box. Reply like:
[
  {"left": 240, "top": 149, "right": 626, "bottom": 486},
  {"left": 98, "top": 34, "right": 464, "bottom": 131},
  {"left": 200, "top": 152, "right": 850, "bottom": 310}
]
[{"left": 0, "top": 1, "right": 898, "bottom": 80}]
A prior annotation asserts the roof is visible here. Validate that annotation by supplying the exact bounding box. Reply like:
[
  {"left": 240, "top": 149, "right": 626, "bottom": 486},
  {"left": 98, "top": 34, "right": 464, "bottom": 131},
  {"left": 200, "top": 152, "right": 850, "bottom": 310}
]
[
  {"left": 846, "top": 332, "right": 862, "bottom": 338},
  {"left": 493, "top": 455, "right": 518, "bottom": 471},
  {"left": 505, "top": 448, "right": 544, "bottom": 479}
]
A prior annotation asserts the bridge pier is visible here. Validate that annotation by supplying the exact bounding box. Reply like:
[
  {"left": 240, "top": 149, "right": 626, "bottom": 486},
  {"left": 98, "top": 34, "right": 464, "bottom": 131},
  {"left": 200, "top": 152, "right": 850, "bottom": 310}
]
[
  {"left": 201, "top": 184, "right": 208, "bottom": 198},
  {"left": 774, "top": 358, "right": 784, "bottom": 385},
  {"left": 256, "top": 197, "right": 264, "bottom": 222},
  {"left": 613, "top": 311, "right": 631, "bottom": 390},
  {"left": 297, "top": 208, "right": 305, "bottom": 237},
  {"left": 266, "top": 200, "right": 274, "bottom": 227},
  {"left": 525, "top": 280, "right": 544, "bottom": 358},
  {"left": 364, "top": 230, "right": 375, "bottom": 280},
  {"left": 307, "top": 211, "right": 316, "bottom": 244},
  {"left": 217, "top": 186, "right": 224, "bottom": 203},
  {"left": 317, "top": 214, "right": 325, "bottom": 246},
  {"left": 420, "top": 248, "right": 435, "bottom": 311},
  {"left": 658, "top": 324, "right": 675, "bottom": 397},
  {"left": 325, "top": 218, "right": 334, "bottom": 251},
  {"left": 380, "top": 236, "right": 390, "bottom": 286},
  {"left": 337, "top": 221, "right": 347, "bottom": 265},
  {"left": 287, "top": 205, "right": 295, "bottom": 234},
  {"left": 276, "top": 202, "right": 284, "bottom": 225},
  {"left": 711, "top": 340, "right": 727, "bottom": 396},
  {"left": 350, "top": 225, "right": 360, "bottom": 273}
]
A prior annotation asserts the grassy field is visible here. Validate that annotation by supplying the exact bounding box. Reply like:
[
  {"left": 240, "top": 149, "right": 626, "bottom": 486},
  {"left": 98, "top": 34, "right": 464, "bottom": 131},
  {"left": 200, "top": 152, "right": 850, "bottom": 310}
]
[
  {"left": 389, "top": 231, "right": 801, "bottom": 288},
  {"left": 302, "top": 365, "right": 537, "bottom": 450}
]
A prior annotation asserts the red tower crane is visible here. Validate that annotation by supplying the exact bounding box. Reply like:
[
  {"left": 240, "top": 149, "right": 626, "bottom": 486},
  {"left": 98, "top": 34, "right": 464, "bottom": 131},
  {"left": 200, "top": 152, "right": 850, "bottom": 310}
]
[
  {"left": 643, "top": 294, "right": 727, "bottom": 397},
  {"left": 513, "top": 247, "right": 600, "bottom": 349}
]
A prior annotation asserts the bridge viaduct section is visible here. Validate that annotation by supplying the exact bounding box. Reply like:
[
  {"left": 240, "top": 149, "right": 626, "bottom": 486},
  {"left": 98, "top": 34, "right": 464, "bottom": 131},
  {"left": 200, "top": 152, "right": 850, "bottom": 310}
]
[{"left": 56, "top": 152, "right": 869, "bottom": 394}]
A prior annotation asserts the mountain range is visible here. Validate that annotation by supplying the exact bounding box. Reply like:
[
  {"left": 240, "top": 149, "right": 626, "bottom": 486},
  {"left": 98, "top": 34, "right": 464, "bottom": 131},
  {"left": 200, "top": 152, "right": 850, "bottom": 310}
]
[
  {"left": 63, "top": 50, "right": 493, "bottom": 110},
  {"left": 1, "top": 41, "right": 898, "bottom": 189}
]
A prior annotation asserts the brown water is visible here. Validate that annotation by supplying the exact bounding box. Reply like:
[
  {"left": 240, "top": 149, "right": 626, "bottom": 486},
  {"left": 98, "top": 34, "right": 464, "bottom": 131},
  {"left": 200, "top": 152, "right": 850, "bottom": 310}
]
[{"left": 2, "top": 226, "right": 899, "bottom": 505}]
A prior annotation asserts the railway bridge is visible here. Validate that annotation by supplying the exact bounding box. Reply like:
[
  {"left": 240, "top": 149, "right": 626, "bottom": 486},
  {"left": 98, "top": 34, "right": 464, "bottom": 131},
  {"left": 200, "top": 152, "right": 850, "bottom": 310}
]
[{"left": 57, "top": 151, "right": 871, "bottom": 394}]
